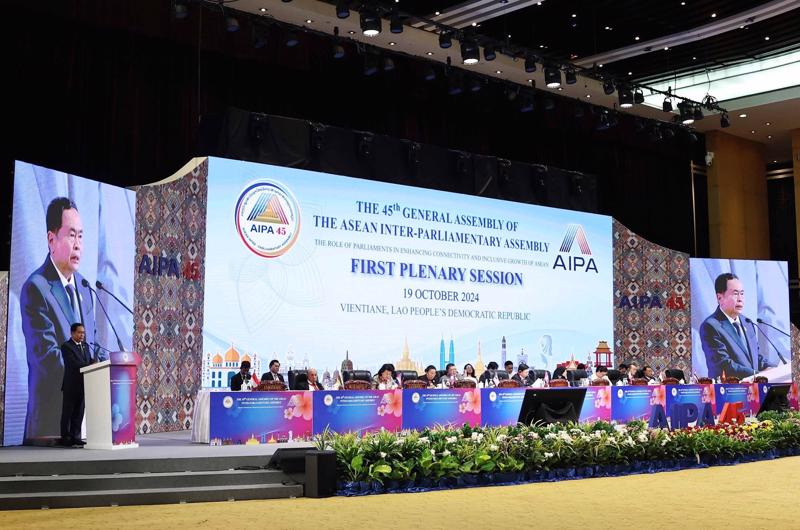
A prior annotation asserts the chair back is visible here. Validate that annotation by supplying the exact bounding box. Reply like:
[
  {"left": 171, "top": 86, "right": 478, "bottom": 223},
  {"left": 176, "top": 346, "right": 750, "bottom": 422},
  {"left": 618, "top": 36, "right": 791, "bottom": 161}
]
[
  {"left": 630, "top": 378, "right": 648, "bottom": 386},
  {"left": 754, "top": 375, "right": 769, "bottom": 384},
  {"left": 403, "top": 379, "right": 427, "bottom": 389},
  {"left": 724, "top": 376, "right": 740, "bottom": 384},
  {"left": 531, "top": 369, "right": 550, "bottom": 381},
  {"left": 343, "top": 379, "right": 371, "bottom": 390},
  {"left": 495, "top": 370, "right": 510, "bottom": 380},
  {"left": 498, "top": 379, "right": 521, "bottom": 388},
  {"left": 665, "top": 369, "right": 685, "bottom": 381},
  {"left": 256, "top": 380, "right": 288, "bottom": 392},
  {"left": 698, "top": 377, "right": 713, "bottom": 385},
  {"left": 590, "top": 379, "right": 610, "bottom": 386},
  {"left": 606, "top": 369, "right": 622, "bottom": 385},
  {"left": 288, "top": 369, "right": 307, "bottom": 390},
  {"left": 343, "top": 370, "right": 372, "bottom": 383},
  {"left": 292, "top": 373, "right": 309, "bottom": 390},
  {"left": 548, "top": 379, "right": 569, "bottom": 388},
  {"left": 660, "top": 377, "right": 679, "bottom": 385},
  {"left": 453, "top": 379, "right": 476, "bottom": 389},
  {"left": 567, "top": 369, "right": 589, "bottom": 382},
  {"left": 395, "top": 370, "right": 419, "bottom": 382}
]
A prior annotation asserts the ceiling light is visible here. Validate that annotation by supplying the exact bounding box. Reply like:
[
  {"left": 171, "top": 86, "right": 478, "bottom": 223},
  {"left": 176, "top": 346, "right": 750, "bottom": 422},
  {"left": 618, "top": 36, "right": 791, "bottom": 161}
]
[
  {"left": 565, "top": 67, "right": 577, "bottom": 84},
  {"left": 484, "top": 45, "right": 496, "bottom": 61},
  {"left": 768, "top": 135, "right": 773, "bottom": 139},
  {"left": 634, "top": 36, "right": 640, "bottom": 41},
  {"left": 360, "top": 10, "right": 381, "bottom": 36},
  {"left": 259, "top": 8, "right": 266, "bottom": 13},
  {"left": 628, "top": 71, "right": 633, "bottom": 75},
  {"left": 663, "top": 97, "right": 673, "bottom": 112},
  {"left": 664, "top": 46, "right": 669, "bottom": 51},
  {"left": 348, "top": 30, "right": 355, "bottom": 35},
  {"left": 586, "top": 94, "right": 591, "bottom": 98},
  {"left": 305, "top": 19, "right": 313, "bottom": 24},
  {"left": 390, "top": 15, "right": 403, "bottom": 34},
  {"left": 544, "top": 66, "right": 561, "bottom": 88},
  {"left": 765, "top": 36, "right": 770, "bottom": 40},
  {"left": 495, "top": 70, "right": 503, "bottom": 74},
  {"left": 335, "top": 1, "right": 349, "bottom": 19},
  {"left": 605, "top": 26, "right": 612, "bottom": 30},
  {"left": 603, "top": 79, "right": 615, "bottom": 95},
  {"left": 426, "top": 51, "right": 433, "bottom": 56},
  {"left": 435, "top": 11, "right": 440, "bottom": 16},
  {"left": 678, "top": 101, "right": 694, "bottom": 124},
  {"left": 524, "top": 55, "right": 536, "bottom": 73},
  {"left": 388, "top": 41, "right": 396, "bottom": 46},
  {"left": 739, "top": 113, "right": 747, "bottom": 118},
  {"left": 571, "top": 13, "right": 577, "bottom": 18},
  {"left": 765, "top": 121, "right": 771, "bottom": 125},
  {"left": 711, "top": 13, "right": 717, "bottom": 18},
  {"left": 461, "top": 40, "right": 480, "bottom": 65},
  {"left": 751, "top": 130, "right": 756, "bottom": 134},
  {"left": 720, "top": 113, "right": 730, "bottom": 128},
  {"left": 439, "top": 31, "right": 452, "bottom": 48},
  {"left": 618, "top": 87, "right": 633, "bottom": 108}
]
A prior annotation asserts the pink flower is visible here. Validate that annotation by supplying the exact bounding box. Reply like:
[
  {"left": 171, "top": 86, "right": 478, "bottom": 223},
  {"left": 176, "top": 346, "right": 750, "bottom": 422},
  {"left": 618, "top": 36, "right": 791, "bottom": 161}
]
[
  {"left": 382, "top": 390, "right": 403, "bottom": 418},
  {"left": 377, "top": 405, "right": 385, "bottom": 417},
  {"left": 459, "top": 403, "right": 466, "bottom": 414},
  {"left": 649, "top": 386, "right": 666, "bottom": 407},
  {"left": 701, "top": 385, "right": 716, "bottom": 407},
  {"left": 462, "top": 390, "right": 481, "bottom": 415},
  {"left": 291, "top": 392, "right": 313, "bottom": 421},
  {"left": 284, "top": 407, "right": 294, "bottom": 419},
  {"left": 594, "top": 387, "right": 611, "bottom": 409}
]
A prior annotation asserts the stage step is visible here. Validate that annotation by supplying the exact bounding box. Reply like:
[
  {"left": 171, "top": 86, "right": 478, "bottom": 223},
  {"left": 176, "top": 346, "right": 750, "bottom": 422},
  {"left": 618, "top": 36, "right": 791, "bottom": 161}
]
[
  {"left": 0, "top": 482, "right": 303, "bottom": 510},
  {"left": 0, "top": 468, "right": 291, "bottom": 494}
]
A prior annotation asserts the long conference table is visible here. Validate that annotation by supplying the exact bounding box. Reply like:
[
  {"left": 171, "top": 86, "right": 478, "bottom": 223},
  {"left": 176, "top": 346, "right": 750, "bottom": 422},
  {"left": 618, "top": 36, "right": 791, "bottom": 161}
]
[{"left": 191, "top": 383, "right": 799, "bottom": 445}]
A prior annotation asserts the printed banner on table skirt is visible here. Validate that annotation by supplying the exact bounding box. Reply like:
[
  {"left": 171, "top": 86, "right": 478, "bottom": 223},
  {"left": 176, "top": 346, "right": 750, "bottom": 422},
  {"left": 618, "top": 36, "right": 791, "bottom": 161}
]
[
  {"left": 611, "top": 386, "right": 666, "bottom": 423},
  {"left": 579, "top": 386, "right": 613, "bottom": 423},
  {"left": 209, "top": 392, "right": 312, "bottom": 445},
  {"left": 756, "top": 382, "right": 800, "bottom": 411},
  {"left": 312, "top": 390, "right": 402, "bottom": 434},
  {"left": 714, "top": 384, "right": 759, "bottom": 416},
  {"left": 665, "top": 384, "right": 715, "bottom": 418},
  {"left": 480, "top": 388, "right": 526, "bottom": 426},
  {"left": 402, "top": 388, "right": 481, "bottom": 430}
]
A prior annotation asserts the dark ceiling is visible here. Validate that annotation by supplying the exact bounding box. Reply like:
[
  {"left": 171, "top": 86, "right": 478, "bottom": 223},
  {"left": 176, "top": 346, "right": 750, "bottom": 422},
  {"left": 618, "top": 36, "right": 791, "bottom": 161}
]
[{"left": 392, "top": 0, "right": 800, "bottom": 82}]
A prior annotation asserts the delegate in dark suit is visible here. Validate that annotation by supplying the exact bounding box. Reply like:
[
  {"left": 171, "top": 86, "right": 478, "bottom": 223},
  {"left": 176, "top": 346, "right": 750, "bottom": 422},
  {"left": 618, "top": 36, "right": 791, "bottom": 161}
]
[
  {"left": 60, "top": 334, "right": 93, "bottom": 443},
  {"left": 700, "top": 307, "right": 770, "bottom": 379},
  {"left": 261, "top": 371, "right": 285, "bottom": 383},
  {"left": 20, "top": 256, "right": 98, "bottom": 441}
]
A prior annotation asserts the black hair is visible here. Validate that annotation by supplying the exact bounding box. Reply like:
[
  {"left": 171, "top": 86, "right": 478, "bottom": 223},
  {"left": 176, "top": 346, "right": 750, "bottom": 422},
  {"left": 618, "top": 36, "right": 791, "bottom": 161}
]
[
  {"left": 517, "top": 363, "right": 529, "bottom": 372},
  {"left": 504, "top": 361, "right": 513, "bottom": 368},
  {"left": 463, "top": 363, "right": 475, "bottom": 375},
  {"left": 269, "top": 359, "right": 280, "bottom": 368},
  {"left": 70, "top": 322, "right": 84, "bottom": 332},
  {"left": 47, "top": 197, "right": 78, "bottom": 233},
  {"left": 618, "top": 363, "right": 628, "bottom": 370},
  {"left": 378, "top": 363, "right": 394, "bottom": 376},
  {"left": 596, "top": 365, "right": 609, "bottom": 373},
  {"left": 715, "top": 273, "right": 739, "bottom": 295},
  {"left": 240, "top": 360, "right": 251, "bottom": 369},
  {"left": 445, "top": 363, "right": 455, "bottom": 371},
  {"left": 425, "top": 364, "right": 436, "bottom": 372},
  {"left": 486, "top": 361, "right": 499, "bottom": 370}
]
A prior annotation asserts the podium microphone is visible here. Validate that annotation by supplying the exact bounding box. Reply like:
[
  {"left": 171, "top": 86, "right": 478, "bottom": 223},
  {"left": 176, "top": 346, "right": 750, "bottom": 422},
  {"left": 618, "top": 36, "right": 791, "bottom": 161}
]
[
  {"left": 90, "top": 341, "right": 113, "bottom": 354},
  {"left": 746, "top": 317, "right": 788, "bottom": 365},
  {"left": 95, "top": 281, "right": 134, "bottom": 315},
  {"left": 756, "top": 318, "right": 791, "bottom": 337},
  {"left": 82, "top": 279, "right": 126, "bottom": 352}
]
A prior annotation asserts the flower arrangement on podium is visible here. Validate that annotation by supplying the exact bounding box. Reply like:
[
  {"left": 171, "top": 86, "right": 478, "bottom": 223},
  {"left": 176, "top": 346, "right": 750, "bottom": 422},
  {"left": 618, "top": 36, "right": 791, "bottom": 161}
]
[{"left": 313, "top": 412, "right": 800, "bottom": 495}]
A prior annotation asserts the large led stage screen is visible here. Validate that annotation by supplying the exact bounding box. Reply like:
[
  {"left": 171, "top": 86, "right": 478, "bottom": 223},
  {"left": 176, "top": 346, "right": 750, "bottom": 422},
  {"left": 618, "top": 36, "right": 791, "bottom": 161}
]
[
  {"left": 691, "top": 258, "right": 791, "bottom": 382},
  {"left": 5, "top": 162, "right": 136, "bottom": 445},
  {"left": 202, "top": 157, "right": 613, "bottom": 387}
]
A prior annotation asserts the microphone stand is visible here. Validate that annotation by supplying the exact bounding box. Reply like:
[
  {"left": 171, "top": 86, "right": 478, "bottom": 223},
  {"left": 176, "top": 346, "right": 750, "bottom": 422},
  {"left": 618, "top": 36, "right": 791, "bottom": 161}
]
[
  {"left": 96, "top": 281, "right": 134, "bottom": 315},
  {"left": 757, "top": 318, "right": 791, "bottom": 337},
  {"left": 747, "top": 318, "right": 788, "bottom": 365},
  {"left": 82, "top": 279, "right": 126, "bottom": 352}
]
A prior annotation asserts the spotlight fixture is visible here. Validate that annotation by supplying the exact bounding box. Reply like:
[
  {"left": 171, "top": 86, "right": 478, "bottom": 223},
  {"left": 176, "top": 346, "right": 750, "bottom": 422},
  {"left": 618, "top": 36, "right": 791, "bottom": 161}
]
[
  {"left": 332, "top": 43, "right": 346, "bottom": 59},
  {"left": 439, "top": 31, "right": 452, "bottom": 49},
  {"left": 602, "top": 78, "right": 615, "bottom": 95},
  {"left": 524, "top": 55, "right": 537, "bottom": 73},
  {"left": 693, "top": 105, "right": 704, "bottom": 121},
  {"left": 225, "top": 14, "right": 240, "bottom": 33},
  {"left": 544, "top": 66, "right": 561, "bottom": 88},
  {"left": 390, "top": 14, "right": 403, "bottom": 34},
  {"left": 720, "top": 112, "right": 730, "bottom": 128},
  {"left": 618, "top": 87, "right": 633, "bottom": 108},
  {"left": 460, "top": 40, "right": 479, "bottom": 65},
  {"left": 483, "top": 45, "right": 496, "bottom": 61},
  {"left": 363, "top": 54, "right": 379, "bottom": 76},
  {"left": 564, "top": 67, "right": 577, "bottom": 85},
  {"left": 360, "top": 9, "right": 381, "bottom": 37},
  {"left": 173, "top": 0, "right": 189, "bottom": 20},
  {"left": 677, "top": 101, "right": 694, "bottom": 124},
  {"left": 662, "top": 97, "right": 673, "bottom": 112},
  {"left": 633, "top": 88, "right": 644, "bottom": 104},
  {"left": 335, "top": 1, "right": 350, "bottom": 19}
]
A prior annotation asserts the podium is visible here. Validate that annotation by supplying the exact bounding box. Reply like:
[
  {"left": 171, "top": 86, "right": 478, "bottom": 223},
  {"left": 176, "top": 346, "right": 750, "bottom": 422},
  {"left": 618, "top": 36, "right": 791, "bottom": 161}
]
[{"left": 80, "top": 351, "right": 141, "bottom": 450}]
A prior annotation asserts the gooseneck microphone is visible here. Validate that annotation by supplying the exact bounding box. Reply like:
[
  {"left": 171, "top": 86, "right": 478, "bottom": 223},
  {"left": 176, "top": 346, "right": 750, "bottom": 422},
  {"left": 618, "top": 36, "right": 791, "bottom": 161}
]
[
  {"left": 82, "top": 278, "right": 126, "bottom": 352},
  {"left": 746, "top": 317, "right": 788, "bottom": 365},
  {"left": 756, "top": 318, "right": 791, "bottom": 338},
  {"left": 95, "top": 280, "right": 134, "bottom": 315}
]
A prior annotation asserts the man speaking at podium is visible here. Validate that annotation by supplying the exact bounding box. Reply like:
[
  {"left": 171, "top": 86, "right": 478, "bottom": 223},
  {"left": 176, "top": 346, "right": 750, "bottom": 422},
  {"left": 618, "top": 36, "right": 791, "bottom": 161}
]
[
  {"left": 20, "top": 197, "right": 98, "bottom": 443},
  {"left": 60, "top": 323, "right": 93, "bottom": 447}
]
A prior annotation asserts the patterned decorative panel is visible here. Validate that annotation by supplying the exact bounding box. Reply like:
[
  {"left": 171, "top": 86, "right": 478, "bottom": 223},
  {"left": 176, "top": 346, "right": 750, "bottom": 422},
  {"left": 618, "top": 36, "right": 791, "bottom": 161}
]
[
  {"left": 0, "top": 271, "right": 8, "bottom": 445},
  {"left": 133, "top": 160, "right": 207, "bottom": 434},
  {"left": 613, "top": 220, "right": 691, "bottom": 375},
  {"left": 792, "top": 324, "right": 800, "bottom": 387}
]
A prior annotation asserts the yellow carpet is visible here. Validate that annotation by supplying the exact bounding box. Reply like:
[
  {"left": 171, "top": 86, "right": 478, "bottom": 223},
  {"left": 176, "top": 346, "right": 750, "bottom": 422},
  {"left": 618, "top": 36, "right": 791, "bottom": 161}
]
[{"left": 3, "top": 457, "right": 799, "bottom": 529}]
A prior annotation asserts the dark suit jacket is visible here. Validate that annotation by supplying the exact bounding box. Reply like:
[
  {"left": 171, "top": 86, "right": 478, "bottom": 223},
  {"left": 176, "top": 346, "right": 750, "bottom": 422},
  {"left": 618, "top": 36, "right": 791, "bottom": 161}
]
[
  {"left": 261, "top": 371, "right": 285, "bottom": 383},
  {"left": 20, "top": 256, "right": 97, "bottom": 440},
  {"left": 230, "top": 372, "right": 252, "bottom": 391},
  {"left": 700, "top": 307, "right": 771, "bottom": 379},
  {"left": 61, "top": 340, "right": 93, "bottom": 393},
  {"left": 512, "top": 374, "right": 533, "bottom": 387},
  {"left": 295, "top": 379, "right": 323, "bottom": 391}
]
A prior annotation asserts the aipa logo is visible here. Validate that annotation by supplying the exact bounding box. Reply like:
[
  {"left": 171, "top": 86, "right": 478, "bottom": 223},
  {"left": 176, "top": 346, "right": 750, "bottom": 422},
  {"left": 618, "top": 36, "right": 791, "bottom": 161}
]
[
  {"left": 235, "top": 181, "right": 301, "bottom": 258},
  {"left": 553, "top": 223, "right": 598, "bottom": 273}
]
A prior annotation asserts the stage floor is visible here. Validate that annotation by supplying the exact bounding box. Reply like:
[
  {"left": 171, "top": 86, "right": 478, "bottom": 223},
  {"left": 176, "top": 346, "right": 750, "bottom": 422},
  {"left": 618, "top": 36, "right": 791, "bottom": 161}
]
[{"left": 0, "top": 430, "right": 314, "bottom": 464}]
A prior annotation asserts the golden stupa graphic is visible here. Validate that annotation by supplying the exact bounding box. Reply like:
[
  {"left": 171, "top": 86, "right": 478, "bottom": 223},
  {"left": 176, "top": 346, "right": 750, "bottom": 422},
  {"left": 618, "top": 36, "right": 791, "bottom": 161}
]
[
  {"left": 396, "top": 337, "right": 423, "bottom": 375},
  {"left": 247, "top": 193, "right": 289, "bottom": 224},
  {"left": 474, "top": 340, "right": 486, "bottom": 379}
]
